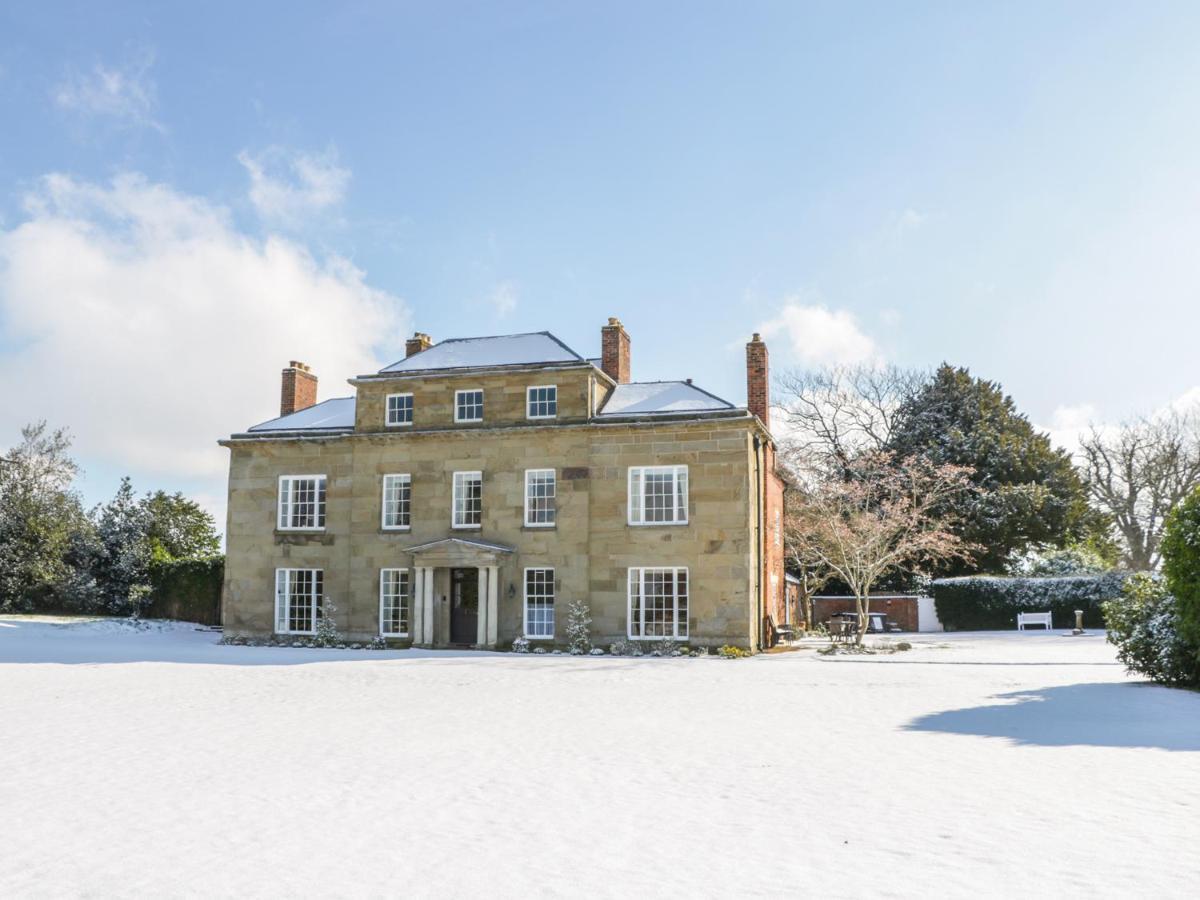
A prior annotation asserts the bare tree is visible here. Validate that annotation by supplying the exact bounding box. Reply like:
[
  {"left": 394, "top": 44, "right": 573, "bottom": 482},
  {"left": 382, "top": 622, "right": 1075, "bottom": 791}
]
[
  {"left": 774, "top": 364, "right": 925, "bottom": 476},
  {"left": 782, "top": 493, "right": 832, "bottom": 629},
  {"left": 1078, "top": 410, "right": 1200, "bottom": 570},
  {"left": 791, "top": 452, "right": 977, "bottom": 645}
]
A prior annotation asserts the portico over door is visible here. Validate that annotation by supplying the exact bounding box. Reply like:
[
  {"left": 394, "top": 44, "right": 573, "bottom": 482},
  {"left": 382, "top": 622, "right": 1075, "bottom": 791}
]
[{"left": 405, "top": 537, "right": 512, "bottom": 649}]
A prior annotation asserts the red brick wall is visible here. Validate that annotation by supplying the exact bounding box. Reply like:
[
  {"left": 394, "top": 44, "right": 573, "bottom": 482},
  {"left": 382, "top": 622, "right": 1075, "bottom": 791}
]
[
  {"left": 763, "top": 442, "right": 787, "bottom": 642},
  {"left": 812, "top": 596, "right": 918, "bottom": 633}
]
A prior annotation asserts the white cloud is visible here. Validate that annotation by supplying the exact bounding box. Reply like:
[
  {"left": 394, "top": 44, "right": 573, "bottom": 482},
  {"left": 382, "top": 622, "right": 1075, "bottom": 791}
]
[
  {"left": 488, "top": 281, "right": 518, "bottom": 318},
  {"left": 894, "top": 208, "right": 928, "bottom": 233},
  {"left": 757, "top": 299, "right": 879, "bottom": 368},
  {"left": 54, "top": 53, "right": 161, "bottom": 130},
  {"left": 0, "top": 172, "right": 407, "bottom": 505},
  {"left": 1040, "top": 403, "right": 1100, "bottom": 456},
  {"left": 238, "top": 147, "right": 350, "bottom": 226}
]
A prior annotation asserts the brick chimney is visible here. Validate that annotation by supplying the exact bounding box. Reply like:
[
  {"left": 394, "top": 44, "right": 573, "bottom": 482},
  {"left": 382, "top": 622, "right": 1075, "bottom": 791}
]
[
  {"left": 280, "top": 361, "right": 318, "bottom": 417},
  {"left": 600, "top": 317, "right": 630, "bottom": 384},
  {"left": 746, "top": 334, "right": 769, "bottom": 430},
  {"left": 406, "top": 332, "right": 433, "bottom": 357}
]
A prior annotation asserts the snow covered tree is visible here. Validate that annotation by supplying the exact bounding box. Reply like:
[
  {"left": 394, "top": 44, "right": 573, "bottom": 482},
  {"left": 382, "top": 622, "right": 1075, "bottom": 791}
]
[
  {"left": 1078, "top": 409, "right": 1200, "bottom": 571},
  {"left": 313, "top": 594, "right": 342, "bottom": 647},
  {"left": 792, "top": 452, "right": 977, "bottom": 645},
  {"left": 886, "top": 364, "right": 1095, "bottom": 574},
  {"left": 775, "top": 364, "right": 925, "bottom": 476},
  {"left": 0, "top": 422, "right": 93, "bottom": 612},
  {"left": 565, "top": 597, "right": 592, "bottom": 654},
  {"left": 91, "top": 477, "right": 154, "bottom": 615},
  {"left": 1161, "top": 486, "right": 1200, "bottom": 667},
  {"left": 1006, "top": 543, "right": 1114, "bottom": 577},
  {"left": 142, "top": 491, "right": 221, "bottom": 561}
]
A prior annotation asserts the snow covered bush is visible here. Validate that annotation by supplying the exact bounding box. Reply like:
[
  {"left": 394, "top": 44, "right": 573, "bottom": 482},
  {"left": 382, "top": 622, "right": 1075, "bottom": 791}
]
[
  {"left": 608, "top": 639, "right": 640, "bottom": 657},
  {"left": 511, "top": 635, "right": 531, "bottom": 653},
  {"left": 589, "top": 647, "right": 604, "bottom": 656},
  {"left": 1006, "top": 545, "right": 1111, "bottom": 578},
  {"left": 312, "top": 595, "right": 342, "bottom": 647},
  {"left": 1103, "top": 574, "right": 1199, "bottom": 687},
  {"left": 565, "top": 597, "right": 592, "bottom": 654},
  {"left": 931, "top": 573, "right": 1128, "bottom": 630}
]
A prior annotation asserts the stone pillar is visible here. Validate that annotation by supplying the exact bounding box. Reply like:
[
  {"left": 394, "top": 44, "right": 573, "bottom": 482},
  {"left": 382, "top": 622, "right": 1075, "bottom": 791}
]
[
  {"left": 422, "top": 567, "right": 436, "bottom": 645},
  {"left": 486, "top": 565, "right": 499, "bottom": 648},
  {"left": 477, "top": 567, "right": 489, "bottom": 647},
  {"left": 412, "top": 567, "right": 425, "bottom": 644}
]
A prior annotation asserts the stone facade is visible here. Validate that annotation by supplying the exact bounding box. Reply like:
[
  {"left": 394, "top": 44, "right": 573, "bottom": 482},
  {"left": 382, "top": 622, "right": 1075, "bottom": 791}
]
[{"left": 221, "top": 352, "right": 785, "bottom": 651}]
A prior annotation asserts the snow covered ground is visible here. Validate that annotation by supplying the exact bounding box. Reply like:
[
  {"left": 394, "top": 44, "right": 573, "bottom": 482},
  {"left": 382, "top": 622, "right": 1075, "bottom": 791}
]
[{"left": 1, "top": 619, "right": 1197, "bottom": 899}]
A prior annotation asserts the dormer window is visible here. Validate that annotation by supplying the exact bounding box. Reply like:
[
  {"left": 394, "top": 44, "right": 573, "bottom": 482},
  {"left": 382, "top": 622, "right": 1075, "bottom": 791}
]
[
  {"left": 455, "top": 389, "right": 484, "bottom": 423},
  {"left": 527, "top": 385, "right": 557, "bottom": 419},
  {"left": 386, "top": 393, "right": 413, "bottom": 426}
]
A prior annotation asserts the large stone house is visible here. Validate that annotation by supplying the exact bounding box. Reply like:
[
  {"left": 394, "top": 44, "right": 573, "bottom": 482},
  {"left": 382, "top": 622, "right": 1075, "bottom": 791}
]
[{"left": 219, "top": 318, "right": 785, "bottom": 650}]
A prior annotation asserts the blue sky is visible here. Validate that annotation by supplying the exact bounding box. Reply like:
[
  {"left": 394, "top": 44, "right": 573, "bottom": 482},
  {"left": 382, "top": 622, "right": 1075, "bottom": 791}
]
[{"left": 2, "top": 2, "right": 1200, "bottom": 528}]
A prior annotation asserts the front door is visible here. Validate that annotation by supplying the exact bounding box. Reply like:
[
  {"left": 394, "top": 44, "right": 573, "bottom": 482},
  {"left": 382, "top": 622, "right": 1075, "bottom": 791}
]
[{"left": 449, "top": 568, "right": 479, "bottom": 644}]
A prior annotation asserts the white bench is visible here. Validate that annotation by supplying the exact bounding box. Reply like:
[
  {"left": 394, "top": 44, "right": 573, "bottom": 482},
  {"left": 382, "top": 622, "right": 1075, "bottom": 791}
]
[{"left": 1017, "top": 611, "right": 1053, "bottom": 631}]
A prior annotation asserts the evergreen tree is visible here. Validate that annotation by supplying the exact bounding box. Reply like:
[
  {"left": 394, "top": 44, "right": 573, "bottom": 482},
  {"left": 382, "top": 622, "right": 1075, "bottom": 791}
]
[
  {"left": 92, "top": 477, "right": 153, "bottom": 614},
  {"left": 887, "top": 364, "right": 1095, "bottom": 574},
  {"left": 0, "top": 423, "right": 93, "bottom": 611},
  {"left": 142, "top": 490, "right": 220, "bottom": 560},
  {"left": 565, "top": 597, "right": 592, "bottom": 654}
]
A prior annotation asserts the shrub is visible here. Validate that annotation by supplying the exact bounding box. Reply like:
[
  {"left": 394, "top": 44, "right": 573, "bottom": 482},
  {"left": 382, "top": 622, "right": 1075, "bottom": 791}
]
[
  {"left": 931, "top": 573, "right": 1127, "bottom": 630},
  {"left": 511, "top": 635, "right": 531, "bottom": 653},
  {"left": 717, "top": 644, "right": 750, "bottom": 659},
  {"left": 608, "top": 639, "right": 639, "bottom": 657},
  {"left": 312, "top": 595, "right": 342, "bottom": 648},
  {"left": 565, "top": 598, "right": 592, "bottom": 655},
  {"left": 1162, "top": 487, "right": 1200, "bottom": 661},
  {"left": 145, "top": 556, "right": 224, "bottom": 625},
  {"left": 1103, "top": 574, "right": 1199, "bottom": 687}
]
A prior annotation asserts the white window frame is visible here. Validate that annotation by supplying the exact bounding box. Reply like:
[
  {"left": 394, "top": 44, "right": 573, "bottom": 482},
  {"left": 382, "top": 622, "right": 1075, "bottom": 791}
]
[
  {"left": 454, "top": 389, "right": 484, "bottom": 423},
  {"left": 627, "top": 567, "right": 689, "bottom": 640},
  {"left": 452, "top": 470, "right": 483, "bottom": 529},
  {"left": 274, "top": 568, "right": 323, "bottom": 635},
  {"left": 379, "top": 568, "right": 411, "bottom": 637},
  {"left": 524, "top": 468, "right": 556, "bottom": 528},
  {"left": 277, "top": 475, "right": 327, "bottom": 531},
  {"left": 627, "top": 465, "right": 689, "bottom": 526},
  {"left": 386, "top": 393, "right": 414, "bottom": 427},
  {"left": 381, "top": 473, "right": 412, "bottom": 531},
  {"left": 526, "top": 384, "right": 558, "bottom": 420},
  {"left": 523, "top": 567, "right": 556, "bottom": 640}
]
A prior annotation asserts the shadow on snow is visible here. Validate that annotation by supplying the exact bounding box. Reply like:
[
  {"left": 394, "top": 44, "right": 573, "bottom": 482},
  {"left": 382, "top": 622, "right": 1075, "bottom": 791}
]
[{"left": 904, "top": 682, "right": 1200, "bottom": 751}]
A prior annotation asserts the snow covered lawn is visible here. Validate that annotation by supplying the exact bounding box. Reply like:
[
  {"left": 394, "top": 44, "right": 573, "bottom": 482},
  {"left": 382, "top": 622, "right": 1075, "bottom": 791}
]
[{"left": 1, "top": 619, "right": 1197, "bottom": 898}]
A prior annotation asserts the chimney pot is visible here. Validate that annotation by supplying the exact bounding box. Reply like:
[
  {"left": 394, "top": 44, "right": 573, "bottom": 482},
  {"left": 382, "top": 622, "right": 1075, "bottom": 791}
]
[
  {"left": 280, "top": 361, "right": 318, "bottom": 417},
  {"left": 600, "top": 317, "right": 631, "bottom": 384}
]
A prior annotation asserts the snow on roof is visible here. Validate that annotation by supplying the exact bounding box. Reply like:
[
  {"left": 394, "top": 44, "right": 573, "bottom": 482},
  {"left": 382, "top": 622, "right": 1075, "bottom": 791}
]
[
  {"left": 247, "top": 397, "right": 356, "bottom": 433},
  {"left": 597, "top": 381, "right": 737, "bottom": 417},
  {"left": 379, "top": 332, "right": 584, "bottom": 373}
]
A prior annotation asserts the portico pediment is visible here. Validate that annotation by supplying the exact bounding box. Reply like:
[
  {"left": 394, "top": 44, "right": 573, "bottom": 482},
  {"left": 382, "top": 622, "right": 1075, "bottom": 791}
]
[{"left": 403, "top": 536, "right": 515, "bottom": 568}]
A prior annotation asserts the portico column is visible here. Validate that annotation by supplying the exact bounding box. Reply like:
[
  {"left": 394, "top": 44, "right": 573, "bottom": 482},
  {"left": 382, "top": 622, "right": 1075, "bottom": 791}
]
[
  {"left": 412, "top": 566, "right": 425, "bottom": 645},
  {"left": 477, "top": 567, "right": 489, "bottom": 647},
  {"left": 422, "top": 567, "right": 436, "bottom": 645},
  {"left": 486, "top": 565, "right": 499, "bottom": 648}
]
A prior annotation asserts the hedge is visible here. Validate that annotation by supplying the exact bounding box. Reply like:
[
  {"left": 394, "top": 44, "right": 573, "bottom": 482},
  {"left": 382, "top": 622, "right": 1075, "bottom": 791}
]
[
  {"left": 145, "top": 556, "right": 224, "bottom": 625},
  {"left": 932, "top": 572, "right": 1128, "bottom": 631}
]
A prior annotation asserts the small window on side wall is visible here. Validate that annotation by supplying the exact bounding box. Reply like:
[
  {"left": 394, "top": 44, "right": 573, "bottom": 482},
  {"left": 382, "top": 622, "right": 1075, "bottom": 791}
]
[
  {"left": 455, "top": 390, "right": 484, "bottom": 423},
  {"left": 527, "top": 385, "right": 557, "bottom": 419},
  {"left": 386, "top": 393, "right": 413, "bottom": 426}
]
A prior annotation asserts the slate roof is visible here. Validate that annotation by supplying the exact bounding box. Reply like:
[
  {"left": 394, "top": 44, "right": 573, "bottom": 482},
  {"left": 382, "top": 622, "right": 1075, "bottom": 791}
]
[
  {"left": 597, "top": 381, "right": 736, "bottom": 417},
  {"left": 247, "top": 397, "right": 356, "bottom": 433},
  {"left": 378, "top": 331, "right": 585, "bottom": 374}
]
